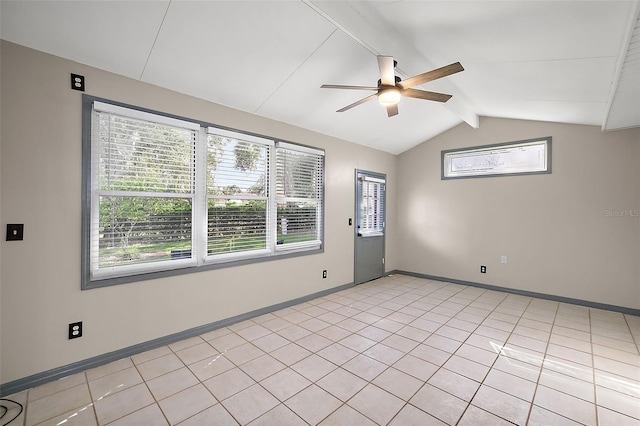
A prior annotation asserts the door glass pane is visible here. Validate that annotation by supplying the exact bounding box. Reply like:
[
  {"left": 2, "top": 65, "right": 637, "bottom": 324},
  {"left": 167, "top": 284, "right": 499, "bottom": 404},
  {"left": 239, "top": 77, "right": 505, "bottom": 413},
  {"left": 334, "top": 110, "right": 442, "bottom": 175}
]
[{"left": 358, "top": 179, "right": 385, "bottom": 236}]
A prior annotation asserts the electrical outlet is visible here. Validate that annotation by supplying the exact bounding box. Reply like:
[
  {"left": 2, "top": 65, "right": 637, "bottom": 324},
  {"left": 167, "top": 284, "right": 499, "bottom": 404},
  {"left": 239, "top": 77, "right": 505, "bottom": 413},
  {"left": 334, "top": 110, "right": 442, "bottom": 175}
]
[
  {"left": 480, "top": 265, "right": 487, "bottom": 273},
  {"left": 322, "top": 270, "right": 327, "bottom": 279},
  {"left": 69, "top": 322, "right": 83, "bottom": 339},
  {"left": 501, "top": 256, "right": 507, "bottom": 264},
  {"left": 70, "top": 73, "right": 85, "bottom": 92}
]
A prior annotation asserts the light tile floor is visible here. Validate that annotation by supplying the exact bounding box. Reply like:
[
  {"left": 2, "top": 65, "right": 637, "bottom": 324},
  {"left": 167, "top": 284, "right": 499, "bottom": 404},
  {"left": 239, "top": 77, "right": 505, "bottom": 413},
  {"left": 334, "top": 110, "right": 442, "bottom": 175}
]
[{"left": 3, "top": 274, "right": 640, "bottom": 425}]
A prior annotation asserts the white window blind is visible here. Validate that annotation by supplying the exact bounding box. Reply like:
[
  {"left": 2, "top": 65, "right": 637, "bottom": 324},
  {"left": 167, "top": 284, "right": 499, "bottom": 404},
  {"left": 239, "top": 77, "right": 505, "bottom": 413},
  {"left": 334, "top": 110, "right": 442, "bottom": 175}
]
[
  {"left": 91, "top": 105, "right": 197, "bottom": 280},
  {"left": 206, "top": 131, "right": 271, "bottom": 260},
  {"left": 275, "top": 143, "right": 324, "bottom": 250},
  {"left": 357, "top": 176, "right": 385, "bottom": 236}
]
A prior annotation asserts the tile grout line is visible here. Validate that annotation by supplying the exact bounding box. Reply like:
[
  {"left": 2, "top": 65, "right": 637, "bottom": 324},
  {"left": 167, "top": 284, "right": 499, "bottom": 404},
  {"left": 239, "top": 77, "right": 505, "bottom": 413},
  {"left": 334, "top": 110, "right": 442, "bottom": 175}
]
[
  {"left": 590, "top": 307, "right": 599, "bottom": 426},
  {"left": 289, "top": 280, "right": 407, "bottom": 425},
  {"left": 84, "top": 371, "right": 99, "bottom": 426},
  {"left": 355, "top": 280, "right": 471, "bottom": 425},
  {"left": 24, "top": 388, "right": 30, "bottom": 426},
  {"left": 177, "top": 334, "right": 244, "bottom": 425},
  {"left": 454, "top": 288, "right": 532, "bottom": 425},
  {"left": 376, "top": 278, "right": 625, "bottom": 424},
  {"left": 398, "top": 283, "right": 489, "bottom": 425},
  {"left": 336, "top": 278, "right": 460, "bottom": 425},
  {"left": 280, "top": 278, "right": 452, "bottom": 424},
  {"left": 381, "top": 279, "right": 512, "bottom": 424},
  {"left": 199, "top": 299, "right": 351, "bottom": 424},
  {"left": 524, "top": 298, "right": 559, "bottom": 426},
  {"left": 121, "top": 354, "right": 170, "bottom": 426},
  {"left": 261, "top": 291, "right": 376, "bottom": 426}
]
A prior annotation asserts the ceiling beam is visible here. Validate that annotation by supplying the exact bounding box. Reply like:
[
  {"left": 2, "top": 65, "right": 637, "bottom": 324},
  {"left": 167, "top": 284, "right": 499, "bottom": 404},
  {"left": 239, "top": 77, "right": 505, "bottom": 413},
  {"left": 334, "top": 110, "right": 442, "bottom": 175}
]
[{"left": 602, "top": 0, "right": 640, "bottom": 131}]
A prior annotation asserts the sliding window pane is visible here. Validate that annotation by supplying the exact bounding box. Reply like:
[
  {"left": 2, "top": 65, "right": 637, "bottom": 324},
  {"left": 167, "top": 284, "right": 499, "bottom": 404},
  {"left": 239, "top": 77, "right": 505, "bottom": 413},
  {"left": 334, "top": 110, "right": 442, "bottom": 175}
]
[
  {"left": 276, "top": 201, "right": 319, "bottom": 245},
  {"left": 207, "top": 134, "right": 269, "bottom": 196},
  {"left": 275, "top": 149, "right": 323, "bottom": 199},
  {"left": 98, "top": 196, "right": 192, "bottom": 267},
  {"left": 208, "top": 199, "right": 267, "bottom": 255},
  {"left": 97, "top": 113, "right": 195, "bottom": 193}
]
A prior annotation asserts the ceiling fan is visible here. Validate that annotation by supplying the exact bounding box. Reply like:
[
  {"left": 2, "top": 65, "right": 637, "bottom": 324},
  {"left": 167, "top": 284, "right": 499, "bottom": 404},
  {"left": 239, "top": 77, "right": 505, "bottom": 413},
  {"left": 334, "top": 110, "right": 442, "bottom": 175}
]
[{"left": 321, "top": 56, "right": 464, "bottom": 117}]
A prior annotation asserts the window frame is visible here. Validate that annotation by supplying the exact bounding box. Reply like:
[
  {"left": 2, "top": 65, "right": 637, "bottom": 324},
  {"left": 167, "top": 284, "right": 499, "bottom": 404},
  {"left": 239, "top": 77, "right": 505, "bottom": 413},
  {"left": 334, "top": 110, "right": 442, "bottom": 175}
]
[
  {"left": 81, "top": 95, "right": 324, "bottom": 289},
  {"left": 274, "top": 142, "right": 325, "bottom": 253},
  {"left": 441, "top": 137, "right": 552, "bottom": 180},
  {"left": 203, "top": 127, "right": 274, "bottom": 264}
]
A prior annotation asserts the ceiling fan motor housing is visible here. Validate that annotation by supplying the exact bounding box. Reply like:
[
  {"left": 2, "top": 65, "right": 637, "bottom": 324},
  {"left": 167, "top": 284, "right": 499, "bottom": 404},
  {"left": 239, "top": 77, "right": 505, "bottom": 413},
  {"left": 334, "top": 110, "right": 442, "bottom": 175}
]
[{"left": 377, "top": 76, "right": 402, "bottom": 87}]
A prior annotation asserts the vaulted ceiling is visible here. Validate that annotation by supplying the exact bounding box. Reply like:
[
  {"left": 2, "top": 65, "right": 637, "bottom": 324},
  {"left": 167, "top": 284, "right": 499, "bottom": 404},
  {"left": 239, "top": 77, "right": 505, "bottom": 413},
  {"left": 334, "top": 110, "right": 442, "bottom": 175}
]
[{"left": 1, "top": 1, "right": 639, "bottom": 154}]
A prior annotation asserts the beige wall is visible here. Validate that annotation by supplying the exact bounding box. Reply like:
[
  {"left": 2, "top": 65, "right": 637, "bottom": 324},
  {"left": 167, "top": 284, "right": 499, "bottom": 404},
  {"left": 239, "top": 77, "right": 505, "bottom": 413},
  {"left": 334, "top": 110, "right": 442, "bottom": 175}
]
[
  {"left": 2, "top": 39, "right": 638, "bottom": 387},
  {"left": 397, "top": 117, "right": 640, "bottom": 310},
  {"left": 0, "top": 41, "right": 397, "bottom": 383},
  {"left": 0, "top": 40, "right": 3, "bottom": 386}
]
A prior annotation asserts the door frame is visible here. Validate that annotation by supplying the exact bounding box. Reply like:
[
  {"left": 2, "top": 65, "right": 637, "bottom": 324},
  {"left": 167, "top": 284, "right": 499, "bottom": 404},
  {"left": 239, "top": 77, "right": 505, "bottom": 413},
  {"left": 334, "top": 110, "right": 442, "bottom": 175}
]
[{"left": 354, "top": 169, "right": 386, "bottom": 285}]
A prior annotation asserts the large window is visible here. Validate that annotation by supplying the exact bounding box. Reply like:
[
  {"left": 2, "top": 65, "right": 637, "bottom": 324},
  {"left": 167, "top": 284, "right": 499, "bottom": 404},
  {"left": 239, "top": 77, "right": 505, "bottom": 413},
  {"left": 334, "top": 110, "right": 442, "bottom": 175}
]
[{"left": 82, "top": 97, "right": 324, "bottom": 288}]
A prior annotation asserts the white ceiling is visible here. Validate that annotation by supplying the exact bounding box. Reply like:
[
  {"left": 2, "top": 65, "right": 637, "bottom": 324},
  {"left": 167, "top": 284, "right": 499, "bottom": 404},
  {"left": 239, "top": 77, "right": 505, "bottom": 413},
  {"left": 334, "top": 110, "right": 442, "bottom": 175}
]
[{"left": 1, "top": 0, "right": 638, "bottom": 154}]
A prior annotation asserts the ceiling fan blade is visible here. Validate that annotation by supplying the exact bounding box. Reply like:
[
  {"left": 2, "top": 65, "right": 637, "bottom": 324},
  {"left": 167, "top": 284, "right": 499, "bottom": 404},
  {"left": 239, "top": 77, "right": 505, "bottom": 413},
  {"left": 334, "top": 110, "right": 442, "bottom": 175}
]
[
  {"left": 321, "top": 84, "right": 378, "bottom": 91},
  {"left": 378, "top": 56, "right": 396, "bottom": 86},
  {"left": 337, "top": 93, "right": 378, "bottom": 112},
  {"left": 398, "top": 62, "right": 464, "bottom": 90},
  {"left": 386, "top": 104, "right": 399, "bottom": 117},
  {"left": 401, "top": 88, "right": 453, "bottom": 102}
]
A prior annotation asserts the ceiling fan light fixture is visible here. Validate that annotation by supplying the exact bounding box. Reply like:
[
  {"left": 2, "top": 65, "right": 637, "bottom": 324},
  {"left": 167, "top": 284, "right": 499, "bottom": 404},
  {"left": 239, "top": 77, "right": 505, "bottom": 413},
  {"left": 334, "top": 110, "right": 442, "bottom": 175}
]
[
  {"left": 321, "top": 56, "right": 462, "bottom": 115},
  {"left": 378, "top": 87, "right": 401, "bottom": 106}
]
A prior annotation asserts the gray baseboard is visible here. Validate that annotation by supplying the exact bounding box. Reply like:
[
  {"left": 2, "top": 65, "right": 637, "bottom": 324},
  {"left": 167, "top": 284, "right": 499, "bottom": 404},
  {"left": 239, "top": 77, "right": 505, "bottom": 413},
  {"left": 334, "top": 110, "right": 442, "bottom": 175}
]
[
  {"left": 390, "top": 270, "right": 640, "bottom": 317},
  {"left": 0, "top": 281, "right": 355, "bottom": 397}
]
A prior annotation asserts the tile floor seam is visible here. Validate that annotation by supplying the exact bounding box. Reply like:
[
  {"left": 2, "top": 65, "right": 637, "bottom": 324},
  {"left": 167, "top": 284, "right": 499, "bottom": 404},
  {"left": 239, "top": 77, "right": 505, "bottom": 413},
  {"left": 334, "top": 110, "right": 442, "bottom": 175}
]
[
  {"left": 127, "top": 354, "right": 173, "bottom": 426},
  {"left": 83, "top": 370, "right": 100, "bottom": 426},
  {"left": 623, "top": 312, "right": 640, "bottom": 354},
  {"left": 327, "top": 281, "right": 464, "bottom": 424},
  {"left": 589, "top": 307, "right": 601, "bottom": 426},
  {"left": 533, "top": 403, "right": 593, "bottom": 426},
  {"left": 525, "top": 296, "right": 559, "bottom": 426},
  {"left": 28, "top": 380, "right": 93, "bottom": 426},
  {"left": 170, "top": 382, "right": 228, "bottom": 426},
  {"left": 457, "top": 292, "right": 538, "bottom": 426},
  {"left": 399, "top": 282, "right": 511, "bottom": 425},
  {"left": 350, "top": 385, "right": 410, "bottom": 425},
  {"left": 23, "top": 388, "right": 31, "bottom": 426}
]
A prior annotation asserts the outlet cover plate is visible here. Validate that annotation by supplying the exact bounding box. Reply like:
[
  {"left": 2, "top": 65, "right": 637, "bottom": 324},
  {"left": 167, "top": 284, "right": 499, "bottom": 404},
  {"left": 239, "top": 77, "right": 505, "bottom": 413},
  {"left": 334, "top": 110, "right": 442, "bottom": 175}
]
[
  {"left": 69, "top": 322, "right": 83, "bottom": 339},
  {"left": 70, "top": 73, "right": 85, "bottom": 92}
]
